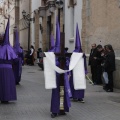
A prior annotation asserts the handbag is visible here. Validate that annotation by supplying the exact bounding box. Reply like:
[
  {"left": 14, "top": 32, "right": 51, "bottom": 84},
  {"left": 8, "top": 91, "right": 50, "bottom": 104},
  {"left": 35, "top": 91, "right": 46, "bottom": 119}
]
[{"left": 103, "top": 72, "right": 109, "bottom": 84}]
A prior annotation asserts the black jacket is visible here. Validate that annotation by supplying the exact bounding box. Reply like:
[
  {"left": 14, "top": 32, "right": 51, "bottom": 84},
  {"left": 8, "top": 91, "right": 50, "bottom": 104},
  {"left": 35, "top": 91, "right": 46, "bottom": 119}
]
[
  {"left": 88, "top": 48, "right": 98, "bottom": 66},
  {"left": 104, "top": 51, "right": 116, "bottom": 72}
]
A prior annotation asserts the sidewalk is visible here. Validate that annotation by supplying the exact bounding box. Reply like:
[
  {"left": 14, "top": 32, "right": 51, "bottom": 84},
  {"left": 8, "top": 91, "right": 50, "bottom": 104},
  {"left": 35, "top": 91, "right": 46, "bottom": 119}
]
[{"left": 0, "top": 65, "right": 120, "bottom": 120}]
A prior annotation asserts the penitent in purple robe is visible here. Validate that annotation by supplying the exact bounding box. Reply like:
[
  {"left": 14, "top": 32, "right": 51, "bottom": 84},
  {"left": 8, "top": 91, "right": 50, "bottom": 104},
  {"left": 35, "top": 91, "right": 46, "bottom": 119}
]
[
  {"left": 50, "top": 22, "right": 71, "bottom": 114},
  {"left": 0, "top": 19, "right": 17, "bottom": 101},
  {"left": 69, "top": 24, "right": 88, "bottom": 100},
  {"left": 13, "top": 29, "right": 23, "bottom": 84}
]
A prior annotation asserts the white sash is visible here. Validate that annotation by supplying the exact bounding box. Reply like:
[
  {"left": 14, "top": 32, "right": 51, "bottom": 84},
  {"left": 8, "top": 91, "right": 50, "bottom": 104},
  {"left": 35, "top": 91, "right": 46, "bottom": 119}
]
[{"left": 43, "top": 52, "right": 86, "bottom": 90}]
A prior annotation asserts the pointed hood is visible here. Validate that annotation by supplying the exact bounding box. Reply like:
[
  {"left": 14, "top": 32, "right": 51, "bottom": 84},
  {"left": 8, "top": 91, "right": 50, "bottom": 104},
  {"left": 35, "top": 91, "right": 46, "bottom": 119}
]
[
  {"left": 74, "top": 23, "right": 82, "bottom": 52},
  {"left": 74, "top": 23, "right": 88, "bottom": 74},
  {"left": 54, "top": 17, "right": 60, "bottom": 53},
  {"left": 49, "top": 34, "right": 55, "bottom": 52},
  {"left": 13, "top": 28, "right": 22, "bottom": 54},
  {"left": 3, "top": 19, "right": 10, "bottom": 45},
  {"left": 0, "top": 19, "right": 17, "bottom": 60}
]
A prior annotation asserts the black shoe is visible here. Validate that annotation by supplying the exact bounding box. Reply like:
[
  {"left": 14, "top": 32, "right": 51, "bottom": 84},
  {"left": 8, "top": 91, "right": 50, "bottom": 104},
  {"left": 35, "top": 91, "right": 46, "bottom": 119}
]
[
  {"left": 51, "top": 113, "right": 57, "bottom": 118},
  {"left": 107, "top": 89, "right": 113, "bottom": 92},
  {"left": 1, "top": 101, "right": 9, "bottom": 104},
  {"left": 58, "top": 112, "right": 66, "bottom": 116},
  {"left": 72, "top": 98, "right": 78, "bottom": 102},
  {"left": 103, "top": 86, "right": 108, "bottom": 91},
  {"left": 78, "top": 99, "right": 85, "bottom": 103},
  {"left": 16, "top": 82, "right": 20, "bottom": 85}
]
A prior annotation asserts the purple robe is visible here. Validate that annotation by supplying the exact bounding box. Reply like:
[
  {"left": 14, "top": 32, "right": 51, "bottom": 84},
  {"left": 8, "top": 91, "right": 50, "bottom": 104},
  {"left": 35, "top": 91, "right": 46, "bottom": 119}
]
[
  {"left": 49, "top": 35, "right": 71, "bottom": 114},
  {"left": 0, "top": 45, "right": 17, "bottom": 101},
  {"left": 69, "top": 24, "right": 87, "bottom": 100},
  {"left": 69, "top": 49, "right": 85, "bottom": 99},
  {"left": 69, "top": 72, "right": 84, "bottom": 99},
  {"left": 50, "top": 58, "right": 71, "bottom": 113},
  {"left": 0, "top": 19, "right": 17, "bottom": 101}
]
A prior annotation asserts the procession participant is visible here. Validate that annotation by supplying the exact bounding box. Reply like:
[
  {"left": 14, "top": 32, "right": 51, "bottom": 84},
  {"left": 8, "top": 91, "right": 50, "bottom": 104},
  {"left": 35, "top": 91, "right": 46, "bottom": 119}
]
[
  {"left": 13, "top": 28, "right": 23, "bottom": 85},
  {"left": 69, "top": 24, "right": 87, "bottom": 103},
  {"left": 0, "top": 19, "right": 17, "bottom": 104},
  {"left": 50, "top": 19, "right": 71, "bottom": 118}
]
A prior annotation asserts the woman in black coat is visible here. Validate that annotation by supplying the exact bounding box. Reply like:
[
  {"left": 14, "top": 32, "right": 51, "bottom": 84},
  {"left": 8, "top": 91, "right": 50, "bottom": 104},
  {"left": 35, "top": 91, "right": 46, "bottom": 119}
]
[{"left": 104, "top": 45, "right": 116, "bottom": 92}]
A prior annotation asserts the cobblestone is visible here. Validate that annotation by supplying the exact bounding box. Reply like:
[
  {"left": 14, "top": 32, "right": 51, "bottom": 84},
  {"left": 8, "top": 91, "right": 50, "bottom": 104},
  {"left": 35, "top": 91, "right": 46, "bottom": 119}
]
[{"left": 0, "top": 65, "right": 120, "bottom": 120}]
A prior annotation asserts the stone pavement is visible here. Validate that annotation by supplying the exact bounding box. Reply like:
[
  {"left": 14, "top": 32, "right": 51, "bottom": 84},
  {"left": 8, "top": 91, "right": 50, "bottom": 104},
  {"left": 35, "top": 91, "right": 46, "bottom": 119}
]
[{"left": 0, "top": 65, "right": 120, "bottom": 120}]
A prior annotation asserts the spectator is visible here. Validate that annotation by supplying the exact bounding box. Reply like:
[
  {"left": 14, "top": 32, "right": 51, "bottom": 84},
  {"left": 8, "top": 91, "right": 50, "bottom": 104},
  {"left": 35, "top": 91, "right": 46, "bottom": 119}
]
[
  {"left": 29, "top": 45, "right": 35, "bottom": 65},
  {"left": 104, "top": 44, "right": 115, "bottom": 92},
  {"left": 94, "top": 45, "right": 104, "bottom": 84},
  {"left": 88, "top": 43, "right": 98, "bottom": 84},
  {"left": 101, "top": 45, "right": 109, "bottom": 90}
]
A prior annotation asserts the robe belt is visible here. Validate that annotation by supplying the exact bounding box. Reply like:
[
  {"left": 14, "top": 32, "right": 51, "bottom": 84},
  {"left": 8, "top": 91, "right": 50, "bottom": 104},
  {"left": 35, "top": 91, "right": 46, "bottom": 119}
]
[{"left": 0, "top": 64, "right": 12, "bottom": 68}]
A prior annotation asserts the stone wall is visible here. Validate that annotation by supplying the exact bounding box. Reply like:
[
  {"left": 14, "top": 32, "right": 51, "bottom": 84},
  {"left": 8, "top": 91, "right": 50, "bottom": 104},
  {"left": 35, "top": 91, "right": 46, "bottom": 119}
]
[
  {"left": 19, "top": 0, "right": 30, "bottom": 50},
  {"left": 83, "top": 0, "right": 120, "bottom": 57}
]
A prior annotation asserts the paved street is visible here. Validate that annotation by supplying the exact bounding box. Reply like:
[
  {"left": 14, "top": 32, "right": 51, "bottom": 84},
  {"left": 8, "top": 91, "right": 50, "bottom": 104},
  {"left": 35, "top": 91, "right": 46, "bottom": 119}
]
[{"left": 0, "top": 64, "right": 120, "bottom": 120}]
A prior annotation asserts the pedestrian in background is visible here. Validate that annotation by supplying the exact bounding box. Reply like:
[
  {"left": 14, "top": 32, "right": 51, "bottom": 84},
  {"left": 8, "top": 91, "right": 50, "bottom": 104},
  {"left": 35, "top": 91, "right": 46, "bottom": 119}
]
[
  {"left": 101, "top": 45, "right": 109, "bottom": 90},
  {"left": 104, "top": 44, "right": 115, "bottom": 92},
  {"left": 13, "top": 28, "right": 24, "bottom": 85},
  {"left": 94, "top": 45, "right": 104, "bottom": 84},
  {"left": 37, "top": 48, "right": 42, "bottom": 63},
  {"left": 88, "top": 43, "right": 98, "bottom": 84},
  {"left": 29, "top": 45, "right": 35, "bottom": 65}
]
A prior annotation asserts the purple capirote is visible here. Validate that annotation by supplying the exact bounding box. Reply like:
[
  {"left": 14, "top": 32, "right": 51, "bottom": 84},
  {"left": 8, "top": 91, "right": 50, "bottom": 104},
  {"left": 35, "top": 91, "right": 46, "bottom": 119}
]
[
  {"left": 70, "top": 23, "right": 87, "bottom": 100},
  {"left": 50, "top": 18, "right": 71, "bottom": 114},
  {"left": 54, "top": 17, "right": 60, "bottom": 53},
  {"left": 0, "top": 19, "right": 17, "bottom": 101}
]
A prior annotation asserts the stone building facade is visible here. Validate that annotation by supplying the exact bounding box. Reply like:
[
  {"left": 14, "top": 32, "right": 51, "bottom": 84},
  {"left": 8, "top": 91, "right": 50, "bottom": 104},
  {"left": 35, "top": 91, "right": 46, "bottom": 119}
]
[
  {"left": 82, "top": 0, "right": 120, "bottom": 57},
  {"left": 38, "top": 0, "right": 83, "bottom": 52},
  {"left": 0, "top": 0, "right": 19, "bottom": 46},
  {"left": 82, "top": 0, "right": 120, "bottom": 88},
  {"left": 0, "top": 0, "right": 84, "bottom": 53},
  {"left": 65, "top": 0, "right": 83, "bottom": 52},
  {"left": 19, "top": 0, "right": 30, "bottom": 50}
]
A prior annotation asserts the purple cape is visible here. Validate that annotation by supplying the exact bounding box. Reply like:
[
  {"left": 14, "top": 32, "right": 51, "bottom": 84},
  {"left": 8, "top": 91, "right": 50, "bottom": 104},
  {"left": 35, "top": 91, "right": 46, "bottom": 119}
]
[{"left": 0, "top": 19, "right": 17, "bottom": 101}]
